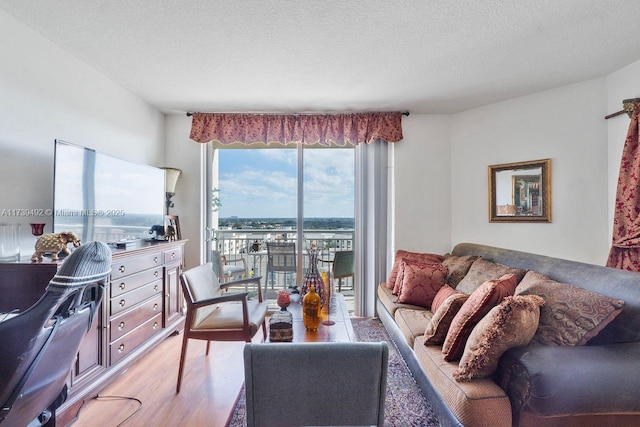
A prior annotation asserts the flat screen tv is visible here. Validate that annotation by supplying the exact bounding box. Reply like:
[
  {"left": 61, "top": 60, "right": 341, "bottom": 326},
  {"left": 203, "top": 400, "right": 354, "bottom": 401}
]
[{"left": 53, "top": 140, "right": 166, "bottom": 245}]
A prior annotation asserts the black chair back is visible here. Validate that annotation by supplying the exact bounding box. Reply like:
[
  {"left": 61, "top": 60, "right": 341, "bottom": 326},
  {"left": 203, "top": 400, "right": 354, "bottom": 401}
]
[{"left": 0, "top": 241, "right": 111, "bottom": 426}]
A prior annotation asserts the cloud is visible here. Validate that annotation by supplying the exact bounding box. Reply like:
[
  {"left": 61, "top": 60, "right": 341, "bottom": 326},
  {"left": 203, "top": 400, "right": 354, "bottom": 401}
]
[{"left": 217, "top": 147, "right": 354, "bottom": 217}]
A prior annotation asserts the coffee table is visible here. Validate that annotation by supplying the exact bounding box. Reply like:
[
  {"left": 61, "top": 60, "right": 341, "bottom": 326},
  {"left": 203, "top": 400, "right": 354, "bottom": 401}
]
[{"left": 268, "top": 293, "right": 355, "bottom": 343}]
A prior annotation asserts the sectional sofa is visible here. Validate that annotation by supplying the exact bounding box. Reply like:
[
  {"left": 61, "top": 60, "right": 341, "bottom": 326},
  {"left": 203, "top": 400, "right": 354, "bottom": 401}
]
[{"left": 376, "top": 243, "right": 640, "bottom": 427}]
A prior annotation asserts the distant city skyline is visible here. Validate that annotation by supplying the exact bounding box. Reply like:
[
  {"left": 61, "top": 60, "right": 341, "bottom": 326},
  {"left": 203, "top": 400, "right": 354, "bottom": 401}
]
[{"left": 217, "top": 148, "right": 354, "bottom": 218}]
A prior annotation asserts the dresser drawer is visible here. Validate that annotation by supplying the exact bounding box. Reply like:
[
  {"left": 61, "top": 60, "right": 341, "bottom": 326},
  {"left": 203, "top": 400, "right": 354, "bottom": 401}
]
[
  {"left": 110, "top": 266, "right": 163, "bottom": 298},
  {"left": 110, "top": 313, "right": 162, "bottom": 365},
  {"left": 111, "top": 252, "right": 163, "bottom": 280},
  {"left": 110, "top": 280, "right": 162, "bottom": 316},
  {"left": 109, "top": 293, "right": 163, "bottom": 342},
  {"left": 163, "top": 246, "right": 183, "bottom": 265}
]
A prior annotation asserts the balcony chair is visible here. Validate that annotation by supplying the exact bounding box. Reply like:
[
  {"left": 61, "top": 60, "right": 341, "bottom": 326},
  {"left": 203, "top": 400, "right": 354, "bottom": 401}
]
[
  {"left": 244, "top": 341, "right": 388, "bottom": 427},
  {"left": 211, "top": 249, "right": 248, "bottom": 283},
  {"left": 321, "top": 250, "right": 354, "bottom": 292},
  {"left": 176, "top": 263, "right": 267, "bottom": 393},
  {"left": 265, "top": 242, "right": 296, "bottom": 296},
  {"left": 0, "top": 241, "right": 112, "bottom": 427}
]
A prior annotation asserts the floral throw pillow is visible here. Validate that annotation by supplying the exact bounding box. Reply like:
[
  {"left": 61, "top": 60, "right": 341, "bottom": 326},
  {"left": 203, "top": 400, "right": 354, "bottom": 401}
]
[
  {"left": 389, "top": 250, "right": 444, "bottom": 294},
  {"left": 397, "top": 260, "right": 448, "bottom": 309},
  {"left": 442, "top": 273, "right": 518, "bottom": 361},
  {"left": 516, "top": 270, "right": 625, "bottom": 346},
  {"left": 453, "top": 294, "right": 544, "bottom": 382}
]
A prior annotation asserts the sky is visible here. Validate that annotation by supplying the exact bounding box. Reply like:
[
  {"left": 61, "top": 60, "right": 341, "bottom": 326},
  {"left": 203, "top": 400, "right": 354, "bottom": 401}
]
[{"left": 217, "top": 147, "right": 354, "bottom": 218}]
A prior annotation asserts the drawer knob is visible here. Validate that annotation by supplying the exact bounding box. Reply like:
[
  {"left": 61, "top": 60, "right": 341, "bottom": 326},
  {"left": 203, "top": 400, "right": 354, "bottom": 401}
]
[
  {"left": 154, "top": 271, "right": 159, "bottom": 277},
  {"left": 118, "top": 321, "right": 125, "bottom": 330},
  {"left": 119, "top": 299, "right": 126, "bottom": 307},
  {"left": 153, "top": 303, "right": 159, "bottom": 311},
  {"left": 153, "top": 322, "right": 158, "bottom": 330},
  {"left": 153, "top": 256, "right": 159, "bottom": 263},
  {"left": 118, "top": 344, "right": 125, "bottom": 353},
  {"left": 119, "top": 282, "right": 126, "bottom": 290},
  {"left": 171, "top": 252, "right": 176, "bottom": 259},
  {"left": 119, "top": 265, "right": 126, "bottom": 273},
  {"left": 154, "top": 284, "right": 159, "bottom": 292}
]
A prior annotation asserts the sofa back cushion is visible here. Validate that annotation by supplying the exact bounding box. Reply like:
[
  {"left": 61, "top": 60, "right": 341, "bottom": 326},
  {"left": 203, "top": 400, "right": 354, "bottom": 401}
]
[
  {"left": 455, "top": 258, "right": 526, "bottom": 294},
  {"left": 442, "top": 254, "right": 480, "bottom": 288}
]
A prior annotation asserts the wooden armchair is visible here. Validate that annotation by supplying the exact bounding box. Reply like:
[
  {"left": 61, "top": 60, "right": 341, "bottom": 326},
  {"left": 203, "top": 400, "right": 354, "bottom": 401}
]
[{"left": 176, "top": 263, "right": 267, "bottom": 393}]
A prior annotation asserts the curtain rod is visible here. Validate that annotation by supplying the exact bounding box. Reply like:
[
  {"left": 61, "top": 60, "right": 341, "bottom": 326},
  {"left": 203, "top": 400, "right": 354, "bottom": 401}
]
[
  {"left": 186, "top": 111, "right": 410, "bottom": 117},
  {"left": 605, "top": 98, "right": 640, "bottom": 119}
]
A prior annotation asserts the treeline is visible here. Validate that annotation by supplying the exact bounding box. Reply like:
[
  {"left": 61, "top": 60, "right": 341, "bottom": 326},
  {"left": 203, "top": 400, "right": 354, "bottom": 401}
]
[{"left": 219, "top": 217, "right": 354, "bottom": 230}]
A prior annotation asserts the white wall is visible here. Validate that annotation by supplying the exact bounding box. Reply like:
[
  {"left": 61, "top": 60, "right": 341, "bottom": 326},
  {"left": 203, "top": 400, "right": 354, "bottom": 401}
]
[
  {"left": 0, "top": 10, "right": 165, "bottom": 254},
  {"left": 164, "top": 115, "right": 203, "bottom": 269},
  {"left": 449, "top": 79, "right": 609, "bottom": 264},
  {"left": 392, "top": 114, "right": 452, "bottom": 255},
  {"left": 606, "top": 59, "right": 640, "bottom": 244}
]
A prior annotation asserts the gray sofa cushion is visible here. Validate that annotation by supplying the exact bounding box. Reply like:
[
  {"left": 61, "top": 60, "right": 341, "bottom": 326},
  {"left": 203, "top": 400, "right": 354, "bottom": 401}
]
[{"left": 498, "top": 342, "right": 640, "bottom": 417}]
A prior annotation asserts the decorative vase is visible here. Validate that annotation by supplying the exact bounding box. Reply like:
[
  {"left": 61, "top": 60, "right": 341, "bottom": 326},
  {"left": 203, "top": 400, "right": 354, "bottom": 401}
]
[
  {"left": 300, "top": 243, "right": 326, "bottom": 308},
  {"left": 302, "top": 285, "right": 321, "bottom": 331},
  {"left": 277, "top": 290, "right": 291, "bottom": 311}
]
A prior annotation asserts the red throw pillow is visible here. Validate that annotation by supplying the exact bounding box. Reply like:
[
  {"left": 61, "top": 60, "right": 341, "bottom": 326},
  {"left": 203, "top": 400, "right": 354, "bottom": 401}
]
[
  {"left": 431, "top": 285, "right": 460, "bottom": 313},
  {"left": 397, "top": 260, "right": 448, "bottom": 308},
  {"left": 442, "top": 273, "right": 518, "bottom": 361},
  {"left": 388, "top": 250, "right": 444, "bottom": 292}
]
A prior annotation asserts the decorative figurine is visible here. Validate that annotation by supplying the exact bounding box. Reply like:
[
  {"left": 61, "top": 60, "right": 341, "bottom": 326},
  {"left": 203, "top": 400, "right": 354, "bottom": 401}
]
[
  {"left": 31, "top": 232, "right": 81, "bottom": 262},
  {"left": 166, "top": 225, "right": 177, "bottom": 241}
]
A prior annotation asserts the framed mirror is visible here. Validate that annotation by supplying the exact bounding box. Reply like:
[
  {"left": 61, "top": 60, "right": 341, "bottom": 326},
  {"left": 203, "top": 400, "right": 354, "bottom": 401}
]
[{"left": 489, "top": 159, "right": 551, "bottom": 222}]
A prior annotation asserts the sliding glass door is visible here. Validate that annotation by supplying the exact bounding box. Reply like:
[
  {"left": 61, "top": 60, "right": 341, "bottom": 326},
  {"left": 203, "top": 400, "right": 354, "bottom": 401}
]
[{"left": 207, "top": 143, "right": 355, "bottom": 305}]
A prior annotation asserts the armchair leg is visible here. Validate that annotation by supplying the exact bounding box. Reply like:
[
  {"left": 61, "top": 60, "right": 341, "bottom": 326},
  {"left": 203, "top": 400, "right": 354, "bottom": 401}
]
[
  {"left": 206, "top": 340, "right": 211, "bottom": 356},
  {"left": 176, "top": 335, "right": 190, "bottom": 393}
]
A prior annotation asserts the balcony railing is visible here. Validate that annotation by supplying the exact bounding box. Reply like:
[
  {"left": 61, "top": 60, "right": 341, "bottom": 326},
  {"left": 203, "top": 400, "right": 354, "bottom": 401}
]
[{"left": 212, "top": 228, "right": 354, "bottom": 293}]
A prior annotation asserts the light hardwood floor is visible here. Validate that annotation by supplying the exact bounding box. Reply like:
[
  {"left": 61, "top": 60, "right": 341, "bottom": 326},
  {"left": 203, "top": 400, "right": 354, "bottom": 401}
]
[{"left": 70, "top": 332, "right": 262, "bottom": 427}]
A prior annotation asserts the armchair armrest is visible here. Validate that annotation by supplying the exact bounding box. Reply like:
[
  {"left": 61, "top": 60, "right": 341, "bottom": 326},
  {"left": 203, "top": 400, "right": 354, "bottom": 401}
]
[
  {"left": 221, "top": 276, "right": 264, "bottom": 301},
  {"left": 224, "top": 256, "right": 247, "bottom": 268},
  {"left": 191, "top": 292, "right": 249, "bottom": 309},
  {"left": 498, "top": 342, "right": 640, "bottom": 418}
]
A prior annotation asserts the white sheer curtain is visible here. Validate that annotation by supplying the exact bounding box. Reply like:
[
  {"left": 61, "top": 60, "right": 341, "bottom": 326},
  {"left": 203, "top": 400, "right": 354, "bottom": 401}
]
[{"left": 354, "top": 139, "right": 392, "bottom": 316}]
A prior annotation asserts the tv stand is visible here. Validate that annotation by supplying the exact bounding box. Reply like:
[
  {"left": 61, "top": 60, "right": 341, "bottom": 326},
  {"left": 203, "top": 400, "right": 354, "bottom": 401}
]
[{"left": 0, "top": 239, "right": 187, "bottom": 426}]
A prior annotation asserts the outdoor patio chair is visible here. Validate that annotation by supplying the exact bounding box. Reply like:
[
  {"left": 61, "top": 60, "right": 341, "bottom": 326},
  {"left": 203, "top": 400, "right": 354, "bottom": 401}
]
[
  {"left": 265, "top": 242, "right": 296, "bottom": 295},
  {"left": 211, "top": 250, "right": 248, "bottom": 283},
  {"left": 329, "top": 250, "right": 355, "bottom": 292},
  {"left": 244, "top": 341, "right": 388, "bottom": 427}
]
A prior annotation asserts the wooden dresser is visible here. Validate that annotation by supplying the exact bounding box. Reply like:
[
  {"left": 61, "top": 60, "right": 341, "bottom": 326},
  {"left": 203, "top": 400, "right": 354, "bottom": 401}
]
[{"left": 0, "top": 240, "right": 187, "bottom": 426}]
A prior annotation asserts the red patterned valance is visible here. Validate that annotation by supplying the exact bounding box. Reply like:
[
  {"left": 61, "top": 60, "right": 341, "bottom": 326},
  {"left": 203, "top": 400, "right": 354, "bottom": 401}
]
[{"left": 189, "top": 112, "right": 404, "bottom": 145}]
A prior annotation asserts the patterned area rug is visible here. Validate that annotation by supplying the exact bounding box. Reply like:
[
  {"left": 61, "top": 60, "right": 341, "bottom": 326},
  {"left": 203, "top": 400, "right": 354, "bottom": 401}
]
[{"left": 226, "top": 317, "right": 439, "bottom": 427}]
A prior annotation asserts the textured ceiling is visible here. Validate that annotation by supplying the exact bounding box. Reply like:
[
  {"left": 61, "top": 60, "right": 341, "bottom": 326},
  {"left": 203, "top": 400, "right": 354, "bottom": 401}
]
[{"left": 1, "top": 0, "right": 639, "bottom": 114}]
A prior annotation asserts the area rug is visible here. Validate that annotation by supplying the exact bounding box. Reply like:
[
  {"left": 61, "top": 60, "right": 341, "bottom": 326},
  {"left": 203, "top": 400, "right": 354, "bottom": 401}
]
[{"left": 225, "top": 317, "right": 439, "bottom": 426}]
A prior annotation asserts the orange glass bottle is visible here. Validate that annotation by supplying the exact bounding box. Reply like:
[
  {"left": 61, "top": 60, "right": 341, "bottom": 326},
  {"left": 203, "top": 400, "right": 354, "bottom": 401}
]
[{"left": 302, "top": 284, "right": 321, "bottom": 331}]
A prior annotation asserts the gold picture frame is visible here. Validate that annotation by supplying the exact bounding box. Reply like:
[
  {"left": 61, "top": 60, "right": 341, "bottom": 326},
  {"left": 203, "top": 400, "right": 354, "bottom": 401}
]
[{"left": 489, "top": 159, "right": 551, "bottom": 223}]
